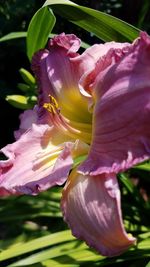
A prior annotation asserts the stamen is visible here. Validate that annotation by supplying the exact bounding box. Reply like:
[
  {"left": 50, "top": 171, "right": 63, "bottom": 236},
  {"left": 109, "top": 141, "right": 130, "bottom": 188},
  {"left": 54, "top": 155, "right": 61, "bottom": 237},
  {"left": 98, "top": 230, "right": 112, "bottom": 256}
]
[
  {"left": 49, "top": 95, "right": 59, "bottom": 109},
  {"left": 43, "top": 94, "right": 91, "bottom": 144},
  {"left": 43, "top": 103, "right": 56, "bottom": 114},
  {"left": 43, "top": 95, "right": 59, "bottom": 114}
]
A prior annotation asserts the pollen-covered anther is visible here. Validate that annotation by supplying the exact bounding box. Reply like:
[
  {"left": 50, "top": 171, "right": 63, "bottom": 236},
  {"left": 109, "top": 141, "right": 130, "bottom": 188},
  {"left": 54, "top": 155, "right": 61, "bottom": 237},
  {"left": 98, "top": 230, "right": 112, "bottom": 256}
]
[
  {"left": 43, "top": 95, "right": 59, "bottom": 114},
  {"left": 49, "top": 95, "right": 59, "bottom": 109}
]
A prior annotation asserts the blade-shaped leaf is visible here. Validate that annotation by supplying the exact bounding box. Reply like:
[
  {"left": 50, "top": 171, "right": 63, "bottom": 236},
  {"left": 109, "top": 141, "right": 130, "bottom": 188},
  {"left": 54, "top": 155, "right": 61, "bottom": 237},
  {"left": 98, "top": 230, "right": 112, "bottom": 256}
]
[
  {"left": 0, "top": 31, "right": 89, "bottom": 50},
  {"left": 133, "top": 162, "right": 150, "bottom": 171},
  {"left": 119, "top": 173, "right": 145, "bottom": 205},
  {"left": 7, "top": 241, "right": 87, "bottom": 266},
  {"left": 7, "top": 238, "right": 150, "bottom": 267},
  {"left": 0, "top": 230, "right": 75, "bottom": 261},
  {"left": 0, "top": 32, "right": 27, "bottom": 42},
  {"left": 145, "top": 261, "right": 150, "bottom": 267},
  {"left": 42, "top": 0, "right": 139, "bottom": 42},
  {"left": 27, "top": 7, "right": 56, "bottom": 60}
]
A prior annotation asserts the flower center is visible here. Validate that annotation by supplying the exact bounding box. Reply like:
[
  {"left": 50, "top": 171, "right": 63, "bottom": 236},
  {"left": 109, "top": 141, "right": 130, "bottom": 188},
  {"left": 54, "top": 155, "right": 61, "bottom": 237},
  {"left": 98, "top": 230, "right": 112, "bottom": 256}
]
[
  {"left": 43, "top": 95, "right": 92, "bottom": 144},
  {"left": 43, "top": 95, "right": 59, "bottom": 114}
]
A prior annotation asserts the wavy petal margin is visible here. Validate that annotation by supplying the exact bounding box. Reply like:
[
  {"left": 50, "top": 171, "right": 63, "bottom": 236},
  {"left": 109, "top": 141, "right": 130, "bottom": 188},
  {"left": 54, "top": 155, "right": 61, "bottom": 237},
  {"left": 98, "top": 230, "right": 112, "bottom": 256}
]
[
  {"left": 32, "top": 33, "right": 91, "bottom": 123},
  {"left": 79, "top": 32, "right": 150, "bottom": 175},
  {"left": 14, "top": 107, "right": 38, "bottom": 140},
  {"left": 0, "top": 124, "right": 73, "bottom": 196},
  {"left": 61, "top": 170, "right": 136, "bottom": 256}
]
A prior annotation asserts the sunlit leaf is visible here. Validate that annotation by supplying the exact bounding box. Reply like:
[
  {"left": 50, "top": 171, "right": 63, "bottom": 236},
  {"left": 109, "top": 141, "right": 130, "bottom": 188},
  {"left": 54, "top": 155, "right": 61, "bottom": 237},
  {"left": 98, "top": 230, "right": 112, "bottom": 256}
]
[
  {"left": 0, "top": 230, "right": 75, "bottom": 261},
  {"left": 27, "top": 7, "right": 56, "bottom": 60},
  {"left": 0, "top": 32, "right": 27, "bottom": 42},
  {"left": 7, "top": 241, "right": 87, "bottom": 266},
  {"left": 133, "top": 162, "right": 150, "bottom": 171},
  {"left": 0, "top": 31, "right": 89, "bottom": 50},
  {"left": 145, "top": 261, "right": 150, "bottom": 267},
  {"left": 42, "top": 0, "right": 139, "bottom": 42}
]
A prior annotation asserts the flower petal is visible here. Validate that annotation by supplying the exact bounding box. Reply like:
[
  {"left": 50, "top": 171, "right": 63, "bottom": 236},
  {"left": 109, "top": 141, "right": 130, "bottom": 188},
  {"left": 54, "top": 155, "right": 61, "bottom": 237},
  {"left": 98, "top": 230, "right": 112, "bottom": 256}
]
[
  {"left": 0, "top": 124, "right": 73, "bottom": 195},
  {"left": 49, "top": 33, "right": 81, "bottom": 54},
  {"left": 61, "top": 170, "right": 136, "bottom": 256},
  {"left": 32, "top": 33, "right": 91, "bottom": 123},
  {"left": 14, "top": 107, "right": 38, "bottom": 140},
  {"left": 76, "top": 40, "right": 130, "bottom": 97},
  {"left": 79, "top": 32, "right": 150, "bottom": 175}
]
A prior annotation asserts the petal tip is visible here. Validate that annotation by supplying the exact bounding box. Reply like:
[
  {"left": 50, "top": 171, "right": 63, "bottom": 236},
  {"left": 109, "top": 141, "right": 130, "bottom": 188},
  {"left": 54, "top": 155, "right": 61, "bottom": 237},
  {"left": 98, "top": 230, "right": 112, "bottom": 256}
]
[
  {"left": 48, "top": 33, "right": 81, "bottom": 54},
  {"left": 61, "top": 171, "right": 136, "bottom": 257}
]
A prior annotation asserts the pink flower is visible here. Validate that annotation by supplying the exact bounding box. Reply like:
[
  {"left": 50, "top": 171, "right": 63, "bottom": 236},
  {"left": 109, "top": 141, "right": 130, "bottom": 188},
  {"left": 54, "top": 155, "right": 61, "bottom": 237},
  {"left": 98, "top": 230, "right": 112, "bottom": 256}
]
[{"left": 1, "top": 32, "right": 150, "bottom": 256}]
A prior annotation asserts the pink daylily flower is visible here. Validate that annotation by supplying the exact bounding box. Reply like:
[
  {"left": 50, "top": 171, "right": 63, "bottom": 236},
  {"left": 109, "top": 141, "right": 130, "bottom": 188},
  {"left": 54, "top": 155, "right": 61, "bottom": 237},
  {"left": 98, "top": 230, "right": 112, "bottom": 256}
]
[{"left": 0, "top": 32, "right": 150, "bottom": 256}]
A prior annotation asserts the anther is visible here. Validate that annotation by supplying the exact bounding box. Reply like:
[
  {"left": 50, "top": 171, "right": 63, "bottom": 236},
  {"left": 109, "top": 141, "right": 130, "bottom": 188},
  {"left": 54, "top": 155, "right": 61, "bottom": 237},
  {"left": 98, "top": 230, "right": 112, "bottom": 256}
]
[
  {"left": 43, "top": 95, "right": 59, "bottom": 114},
  {"left": 49, "top": 95, "right": 59, "bottom": 108}
]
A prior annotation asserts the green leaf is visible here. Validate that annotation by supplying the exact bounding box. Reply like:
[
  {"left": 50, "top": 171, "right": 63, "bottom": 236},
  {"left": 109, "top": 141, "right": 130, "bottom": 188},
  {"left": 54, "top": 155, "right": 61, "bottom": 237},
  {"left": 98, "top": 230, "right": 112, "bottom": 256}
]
[
  {"left": 133, "top": 162, "right": 150, "bottom": 171},
  {"left": 42, "top": 0, "right": 139, "bottom": 42},
  {"left": 119, "top": 173, "right": 145, "bottom": 205},
  {"left": 7, "top": 241, "right": 87, "bottom": 266},
  {"left": 1, "top": 229, "right": 150, "bottom": 266},
  {"left": 27, "top": 7, "right": 56, "bottom": 60},
  {"left": 9, "top": 241, "right": 150, "bottom": 267},
  {"left": 119, "top": 173, "right": 135, "bottom": 194},
  {"left": 0, "top": 230, "right": 75, "bottom": 261},
  {"left": 0, "top": 32, "right": 27, "bottom": 42},
  {"left": 137, "top": 0, "right": 150, "bottom": 28},
  {"left": 0, "top": 31, "right": 89, "bottom": 50},
  {"left": 145, "top": 261, "right": 150, "bottom": 267}
]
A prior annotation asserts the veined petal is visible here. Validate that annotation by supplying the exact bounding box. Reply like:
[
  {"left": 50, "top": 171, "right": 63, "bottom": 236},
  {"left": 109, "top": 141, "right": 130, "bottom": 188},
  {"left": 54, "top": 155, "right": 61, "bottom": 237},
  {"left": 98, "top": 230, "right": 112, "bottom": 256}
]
[
  {"left": 79, "top": 32, "right": 150, "bottom": 175},
  {"left": 76, "top": 41, "right": 130, "bottom": 97},
  {"left": 32, "top": 33, "right": 92, "bottom": 123},
  {"left": 14, "top": 107, "right": 38, "bottom": 140},
  {"left": 0, "top": 124, "right": 73, "bottom": 195},
  {"left": 49, "top": 33, "right": 81, "bottom": 54},
  {"left": 61, "top": 170, "right": 136, "bottom": 256}
]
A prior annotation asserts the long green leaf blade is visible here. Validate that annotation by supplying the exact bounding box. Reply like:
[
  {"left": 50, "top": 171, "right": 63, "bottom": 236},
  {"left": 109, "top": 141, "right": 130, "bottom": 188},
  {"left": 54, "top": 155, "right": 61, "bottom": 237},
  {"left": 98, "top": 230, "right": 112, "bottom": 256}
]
[
  {"left": 0, "top": 32, "right": 27, "bottom": 42},
  {"left": 43, "top": 0, "right": 139, "bottom": 42},
  {"left": 27, "top": 7, "right": 56, "bottom": 60},
  {"left": 7, "top": 241, "right": 87, "bottom": 266},
  {"left": 0, "top": 230, "right": 75, "bottom": 261},
  {"left": 133, "top": 162, "right": 150, "bottom": 171}
]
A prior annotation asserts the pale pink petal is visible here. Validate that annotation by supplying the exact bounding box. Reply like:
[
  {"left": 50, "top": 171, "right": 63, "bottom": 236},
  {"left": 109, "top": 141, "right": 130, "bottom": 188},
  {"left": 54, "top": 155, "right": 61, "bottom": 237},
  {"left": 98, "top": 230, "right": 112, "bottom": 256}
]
[
  {"left": 75, "top": 41, "right": 130, "bottom": 97},
  {"left": 14, "top": 107, "right": 38, "bottom": 140},
  {"left": 32, "top": 34, "right": 92, "bottom": 123},
  {"left": 76, "top": 40, "right": 130, "bottom": 72},
  {"left": 0, "top": 124, "right": 73, "bottom": 196},
  {"left": 61, "top": 171, "right": 136, "bottom": 256},
  {"left": 49, "top": 33, "right": 81, "bottom": 54},
  {"left": 79, "top": 32, "right": 150, "bottom": 175}
]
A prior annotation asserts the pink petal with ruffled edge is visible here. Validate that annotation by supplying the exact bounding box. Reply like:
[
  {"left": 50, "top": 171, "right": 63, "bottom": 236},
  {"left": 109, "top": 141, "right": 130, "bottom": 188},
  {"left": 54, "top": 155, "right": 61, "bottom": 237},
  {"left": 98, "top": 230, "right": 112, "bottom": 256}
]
[
  {"left": 14, "top": 107, "right": 38, "bottom": 140},
  {"left": 61, "top": 170, "right": 136, "bottom": 256},
  {"left": 0, "top": 123, "right": 73, "bottom": 196},
  {"left": 75, "top": 40, "right": 130, "bottom": 97},
  {"left": 79, "top": 32, "right": 150, "bottom": 176},
  {"left": 32, "top": 33, "right": 91, "bottom": 123}
]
